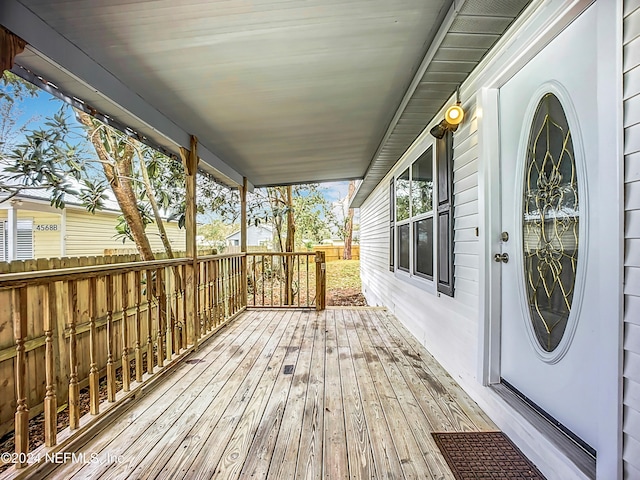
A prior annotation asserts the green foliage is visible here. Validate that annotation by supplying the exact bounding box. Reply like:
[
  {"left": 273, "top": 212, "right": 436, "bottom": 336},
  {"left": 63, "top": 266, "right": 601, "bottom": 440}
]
[
  {"left": 79, "top": 179, "right": 108, "bottom": 213},
  {"left": 195, "top": 182, "right": 334, "bottom": 250},
  {"left": 0, "top": 72, "right": 39, "bottom": 105},
  {"left": 114, "top": 203, "right": 153, "bottom": 244}
]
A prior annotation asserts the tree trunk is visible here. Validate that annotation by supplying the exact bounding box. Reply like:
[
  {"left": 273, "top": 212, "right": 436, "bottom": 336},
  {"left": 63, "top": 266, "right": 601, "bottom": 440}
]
[
  {"left": 77, "top": 111, "right": 155, "bottom": 261},
  {"left": 343, "top": 180, "right": 355, "bottom": 260},
  {"left": 285, "top": 185, "right": 295, "bottom": 305},
  {"left": 137, "top": 148, "right": 173, "bottom": 258}
]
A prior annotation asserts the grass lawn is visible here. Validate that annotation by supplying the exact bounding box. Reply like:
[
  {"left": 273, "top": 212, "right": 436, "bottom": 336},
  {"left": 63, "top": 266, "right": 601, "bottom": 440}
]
[
  {"left": 324, "top": 259, "right": 366, "bottom": 306},
  {"left": 325, "top": 259, "right": 362, "bottom": 290}
]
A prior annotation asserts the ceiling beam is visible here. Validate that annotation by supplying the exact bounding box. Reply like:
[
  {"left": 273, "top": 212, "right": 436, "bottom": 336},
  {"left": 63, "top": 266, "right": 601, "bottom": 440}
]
[{"left": 0, "top": 0, "right": 247, "bottom": 188}]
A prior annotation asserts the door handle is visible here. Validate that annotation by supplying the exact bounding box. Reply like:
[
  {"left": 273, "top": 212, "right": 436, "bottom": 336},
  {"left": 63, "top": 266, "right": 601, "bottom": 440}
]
[{"left": 494, "top": 253, "right": 509, "bottom": 263}]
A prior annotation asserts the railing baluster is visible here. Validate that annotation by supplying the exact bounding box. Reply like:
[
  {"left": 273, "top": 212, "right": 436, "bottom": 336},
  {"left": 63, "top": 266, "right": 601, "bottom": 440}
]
[
  {"left": 173, "top": 265, "right": 181, "bottom": 353},
  {"left": 307, "top": 255, "right": 311, "bottom": 307},
  {"left": 214, "top": 259, "right": 220, "bottom": 327},
  {"left": 181, "top": 264, "right": 187, "bottom": 349},
  {"left": 252, "top": 255, "right": 256, "bottom": 307},
  {"left": 271, "top": 254, "right": 275, "bottom": 307},
  {"left": 145, "top": 270, "right": 154, "bottom": 375},
  {"left": 121, "top": 272, "right": 130, "bottom": 392},
  {"left": 233, "top": 256, "right": 238, "bottom": 314},
  {"left": 44, "top": 283, "right": 57, "bottom": 445},
  {"left": 229, "top": 257, "right": 238, "bottom": 316},
  {"left": 208, "top": 260, "right": 214, "bottom": 329},
  {"left": 134, "top": 270, "right": 143, "bottom": 383},
  {"left": 279, "top": 254, "right": 284, "bottom": 306},
  {"left": 207, "top": 260, "right": 212, "bottom": 330},
  {"left": 67, "top": 280, "right": 80, "bottom": 428},
  {"left": 225, "top": 258, "right": 228, "bottom": 314},
  {"left": 13, "top": 287, "right": 29, "bottom": 468},
  {"left": 88, "top": 277, "right": 99, "bottom": 414},
  {"left": 156, "top": 268, "right": 165, "bottom": 368},
  {"left": 210, "top": 260, "right": 215, "bottom": 326},
  {"left": 106, "top": 274, "right": 116, "bottom": 402},
  {"left": 199, "top": 261, "right": 205, "bottom": 332},
  {"left": 297, "top": 255, "right": 301, "bottom": 307},
  {"left": 261, "top": 255, "right": 265, "bottom": 306},
  {"left": 165, "top": 267, "right": 173, "bottom": 362}
]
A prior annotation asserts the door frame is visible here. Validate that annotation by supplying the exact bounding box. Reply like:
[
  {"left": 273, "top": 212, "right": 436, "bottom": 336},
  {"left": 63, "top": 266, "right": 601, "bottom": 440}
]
[{"left": 475, "top": 0, "right": 623, "bottom": 478}]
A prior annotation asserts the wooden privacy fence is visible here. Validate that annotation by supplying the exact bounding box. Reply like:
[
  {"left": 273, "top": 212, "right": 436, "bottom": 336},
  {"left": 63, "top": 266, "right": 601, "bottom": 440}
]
[
  {"left": 312, "top": 245, "right": 359, "bottom": 261},
  {"left": 246, "top": 251, "right": 326, "bottom": 309},
  {"left": 0, "top": 253, "right": 245, "bottom": 469},
  {"left": 0, "top": 249, "right": 218, "bottom": 274}
]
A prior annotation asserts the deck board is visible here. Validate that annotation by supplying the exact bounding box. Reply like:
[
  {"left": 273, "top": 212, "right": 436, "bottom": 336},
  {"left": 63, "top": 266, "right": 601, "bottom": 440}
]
[{"left": 41, "top": 308, "right": 496, "bottom": 480}]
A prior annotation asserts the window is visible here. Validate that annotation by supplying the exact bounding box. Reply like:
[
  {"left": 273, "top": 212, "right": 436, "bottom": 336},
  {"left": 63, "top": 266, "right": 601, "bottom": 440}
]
[
  {"left": 394, "top": 147, "right": 434, "bottom": 279},
  {"left": 0, "top": 220, "right": 34, "bottom": 261},
  {"left": 389, "top": 132, "right": 454, "bottom": 296}
]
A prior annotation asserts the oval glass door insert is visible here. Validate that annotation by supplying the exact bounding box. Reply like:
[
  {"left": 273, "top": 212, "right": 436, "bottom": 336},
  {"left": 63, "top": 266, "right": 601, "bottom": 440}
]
[{"left": 523, "top": 93, "right": 579, "bottom": 352}]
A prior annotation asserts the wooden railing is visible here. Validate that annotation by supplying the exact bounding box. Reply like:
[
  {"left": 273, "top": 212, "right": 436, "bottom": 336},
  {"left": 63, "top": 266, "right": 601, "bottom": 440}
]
[
  {"left": 0, "top": 253, "right": 245, "bottom": 470},
  {"left": 246, "top": 251, "right": 326, "bottom": 310}
]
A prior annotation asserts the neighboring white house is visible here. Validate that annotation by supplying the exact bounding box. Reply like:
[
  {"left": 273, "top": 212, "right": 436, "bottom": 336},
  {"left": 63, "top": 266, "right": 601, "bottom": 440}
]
[
  {"left": 353, "top": 2, "right": 628, "bottom": 479},
  {"left": 225, "top": 223, "right": 273, "bottom": 249}
]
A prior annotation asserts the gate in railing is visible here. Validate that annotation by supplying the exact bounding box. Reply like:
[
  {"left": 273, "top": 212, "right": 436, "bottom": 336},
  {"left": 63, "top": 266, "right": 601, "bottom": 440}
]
[{"left": 246, "top": 252, "right": 325, "bottom": 309}]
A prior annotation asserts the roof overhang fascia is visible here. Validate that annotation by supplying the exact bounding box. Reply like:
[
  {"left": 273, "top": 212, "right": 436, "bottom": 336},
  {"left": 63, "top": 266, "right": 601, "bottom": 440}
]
[
  {"left": 1, "top": 0, "right": 249, "bottom": 190},
  {"left": 350, "top": 0, "right": 468, "bottom": 208},
  {"left": 350, "top": 0, "right": 533, "bottom": 208}
]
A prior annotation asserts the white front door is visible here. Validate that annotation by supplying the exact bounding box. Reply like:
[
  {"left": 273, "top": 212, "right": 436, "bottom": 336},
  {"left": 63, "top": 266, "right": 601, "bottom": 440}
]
[{"left": 498, "top": 5, "right": 598, "bottom": 450}]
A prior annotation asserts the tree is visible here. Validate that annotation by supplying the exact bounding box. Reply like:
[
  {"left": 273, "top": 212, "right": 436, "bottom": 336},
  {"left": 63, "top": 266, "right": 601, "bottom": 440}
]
[
  {"left": 198, "top": 220, "right": 238, "bottom": 252},
  {"left": 343, "top": 180, "right": 356, "bottom": 260},
  {"left": 1, "top": 74, "right": 195, "bottom": 260},
  {"left": 195, "top": 182, "right": 333, "bottom": 304},
  {"left": 76, "top": 110, "right": 157, "bottom": 260}
]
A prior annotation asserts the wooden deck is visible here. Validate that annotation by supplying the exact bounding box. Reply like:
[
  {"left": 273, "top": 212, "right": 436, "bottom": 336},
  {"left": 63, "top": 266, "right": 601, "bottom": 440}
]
[{"left": 44, "top": 307, "right": 496, "bottom": 480}]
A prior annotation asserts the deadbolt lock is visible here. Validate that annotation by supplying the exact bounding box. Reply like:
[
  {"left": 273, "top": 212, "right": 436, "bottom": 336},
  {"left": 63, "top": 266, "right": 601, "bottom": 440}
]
[
  {"left": 501, "top": 231, "right": 509, "bottom": 242},
  {"left": 494, "top": 253, "right": 509, "bottom": 263}
]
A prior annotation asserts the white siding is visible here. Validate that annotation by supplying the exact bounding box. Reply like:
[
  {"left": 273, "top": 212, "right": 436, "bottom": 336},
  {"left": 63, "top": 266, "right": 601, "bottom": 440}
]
[
  {"left": 625, "top": 2, "right": 640, "bottom": 478},
  {"left": 360, "top": 101, "right": 480, "bottom": 378}
]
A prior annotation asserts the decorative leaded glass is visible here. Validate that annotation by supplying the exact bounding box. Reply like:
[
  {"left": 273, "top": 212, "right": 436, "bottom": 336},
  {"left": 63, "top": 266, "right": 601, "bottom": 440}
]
[{"left": 523, "top": 93, "right": 579, "bottom": 352}]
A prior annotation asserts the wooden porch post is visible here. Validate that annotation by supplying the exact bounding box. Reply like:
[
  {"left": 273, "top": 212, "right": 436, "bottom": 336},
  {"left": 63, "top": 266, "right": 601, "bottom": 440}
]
[
  {"left": 180, "top": 136, "right": 199, "bottom": 348},
  {"left": 241, "top": 177, "right": 248, "bottom": 307}
]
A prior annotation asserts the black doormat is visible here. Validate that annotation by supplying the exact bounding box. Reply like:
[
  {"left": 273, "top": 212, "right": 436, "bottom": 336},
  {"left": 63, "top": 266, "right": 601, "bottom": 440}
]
[{"left": 432, "top": 432, "right": 546, "bottom": 480}]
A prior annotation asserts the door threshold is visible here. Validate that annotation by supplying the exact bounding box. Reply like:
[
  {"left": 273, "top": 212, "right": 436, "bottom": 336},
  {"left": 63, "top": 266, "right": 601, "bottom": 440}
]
[{"left": 491, "top": 382, "right": 596, "bottom": 479}]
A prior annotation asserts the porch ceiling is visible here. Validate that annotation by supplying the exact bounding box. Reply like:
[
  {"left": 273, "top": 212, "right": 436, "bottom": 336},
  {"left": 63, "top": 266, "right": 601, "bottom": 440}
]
[{"left": 2, "top": 0, "right": 530, "bottom": 191}]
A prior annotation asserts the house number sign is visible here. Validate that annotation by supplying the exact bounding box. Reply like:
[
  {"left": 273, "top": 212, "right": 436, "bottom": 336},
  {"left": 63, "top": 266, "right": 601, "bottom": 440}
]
[{"left": 35, "top": 224, "right": 59, "bottom": 231}]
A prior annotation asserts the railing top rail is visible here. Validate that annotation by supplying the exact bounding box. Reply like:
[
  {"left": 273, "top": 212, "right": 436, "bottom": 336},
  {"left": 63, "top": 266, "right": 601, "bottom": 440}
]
[
  {"left": 0, "top": 252, "right": 253, "bottom": 289},
  {"left": 0, "top": 257, "right": 192, "bottom": 289},
  {"left": 246, "top": 252, "right": 316, "bottom": 256},
  {"left": 198, "top": 253, "right": 247, "bottom": 261}
]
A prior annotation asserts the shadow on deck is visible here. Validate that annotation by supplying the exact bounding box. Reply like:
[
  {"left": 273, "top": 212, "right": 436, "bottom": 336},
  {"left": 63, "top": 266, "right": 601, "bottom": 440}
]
[{"left": 17, "top": 307, "right": 496, "bottom": 479}]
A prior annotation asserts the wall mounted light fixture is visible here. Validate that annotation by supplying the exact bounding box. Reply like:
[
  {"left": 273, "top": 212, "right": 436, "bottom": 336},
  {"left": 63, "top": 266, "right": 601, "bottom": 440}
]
[
  {"left": 430, "top": 88, "right": 464, "bottom": 139},
  {"left": 445, "top": 104, "right": 464, "bottom": 125}
]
